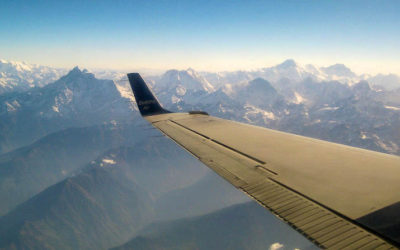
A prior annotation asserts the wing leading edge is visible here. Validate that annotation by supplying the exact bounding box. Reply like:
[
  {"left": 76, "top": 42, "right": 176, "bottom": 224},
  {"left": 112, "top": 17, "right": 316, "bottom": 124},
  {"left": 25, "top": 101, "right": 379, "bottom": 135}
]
[{"left": 128, "top": 73, "right": 400, "bottom": 249}]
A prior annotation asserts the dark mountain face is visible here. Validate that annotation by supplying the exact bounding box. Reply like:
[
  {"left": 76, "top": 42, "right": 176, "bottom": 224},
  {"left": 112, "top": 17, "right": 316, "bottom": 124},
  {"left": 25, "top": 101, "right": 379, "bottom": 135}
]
[
  {"left": 0, "top": 138, "right": 210, "bottom": 250},
  {"left": 242, "top": 78, "right": 281, "bottom": 107},
  {"left": 352, "top": 80, "right": 371, "bottom": 94},
  {"left": 0, "top": 67, "right": 136, "bottom": 153},
  {"left": 87, "top": 139, "right": 209, "bottom": 199},
  {"left": 154, "top": 172, "right": 250, "bottom": 221},
  {"left": 376, "top": 87, "right": 400, "bottom": 106},
  {"left": 0, "top": 165, "right": 154, "bottom": 250},
  {"left": 113, "top": 202, "right": 315, "bottom": 250},
  {"left": 294, "top": 79, "right": 353, "bottom": 107},
  {"left": 0, "top": 122, "right": 148, "bottom": 216}
]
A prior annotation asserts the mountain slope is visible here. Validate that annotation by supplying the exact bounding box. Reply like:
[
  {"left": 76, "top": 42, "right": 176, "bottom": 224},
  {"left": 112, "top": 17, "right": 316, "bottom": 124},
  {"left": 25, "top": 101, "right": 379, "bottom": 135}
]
[
  {"left": 113, "top": 202, "right": 315, "bottom": 250},
  {"left": 0, "top": 165, "right": 153, "bottom": 250},
  {"left": 366, "top": 73, "right": 400, "bottom": 90},
  {"left": 0, "top": 136, "right": 211, "bottom": 250},
  {"left": 0, "top": 122, "right": 147, "bottom": 216},
  {"left": 90, "top": 139, "right": 209, "bottom": 198},
  {"left": 0, "top": 67, "right": 136, "bottom": 153},
  {"left": 156, "top": 69, "right": 214, "bottom": 94},
  {"left": 241, "top": 77, "right": 282, "bottom": 108},
  {"left": 154, "top": 172, "right": 250, "bottom": 221}
]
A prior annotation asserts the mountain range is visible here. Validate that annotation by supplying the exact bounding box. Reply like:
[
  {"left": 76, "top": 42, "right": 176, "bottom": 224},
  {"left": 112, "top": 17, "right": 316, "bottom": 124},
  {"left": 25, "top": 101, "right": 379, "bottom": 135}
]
[
  {"left": 0, "top": 66, "right": 137, "bottom": 153},
  {"left": 0, "top": 123, "right": 151, "bottom": 216},
  {"left": 0, "top": 59, "right": 66, "bottom": 94},
  {"left": 2, "top": 58, "right": 400, "bottom": 92},
  {"left": 0, "top": 163, "right": 153, "bottom": 250},
  {"left": 0, "top": 58, "right": 399, "bottom": 249},
  {"left": 141, "top": 62, "right": 400, "bottom": 155}
]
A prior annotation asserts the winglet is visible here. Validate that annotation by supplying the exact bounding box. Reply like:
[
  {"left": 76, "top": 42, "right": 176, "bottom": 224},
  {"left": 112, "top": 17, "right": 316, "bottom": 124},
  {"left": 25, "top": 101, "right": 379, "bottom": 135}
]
[{"left": 127, "top": 73, "right": 170, "bottom": 116}]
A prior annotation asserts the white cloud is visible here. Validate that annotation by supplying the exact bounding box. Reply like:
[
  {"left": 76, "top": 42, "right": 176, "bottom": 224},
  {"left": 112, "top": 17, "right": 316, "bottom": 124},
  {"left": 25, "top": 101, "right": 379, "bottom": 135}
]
[
  {"left": 269, "top": 242, "right": 284, "bottom": 250},
  {"left": 102, "top": 158, "right": 116, "bottom": 165},
  {"left": 385, "top": 105, "right": 400, "bottom": 111}
]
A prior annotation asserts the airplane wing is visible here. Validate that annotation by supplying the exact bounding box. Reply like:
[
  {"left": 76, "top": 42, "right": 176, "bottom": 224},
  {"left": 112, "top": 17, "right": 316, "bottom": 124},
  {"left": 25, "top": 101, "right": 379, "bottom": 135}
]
[{"left": 127, "top": 73, "right": 400, "bottom": 249}]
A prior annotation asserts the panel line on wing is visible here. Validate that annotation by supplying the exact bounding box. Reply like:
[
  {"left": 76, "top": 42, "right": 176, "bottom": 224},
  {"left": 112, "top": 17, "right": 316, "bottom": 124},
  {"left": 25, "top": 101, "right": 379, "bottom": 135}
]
[
  {"left": 210, "top": 138, "right": 267, "bottom": 165},
  {"left": 169, "top": 119, "right": 267, "bottom": 165},
  {"left": 255, "top": 165, "right": 278, "bottom": 175},
  {"left": 168, "top": 119, "right": 210, "bottom": 139}
]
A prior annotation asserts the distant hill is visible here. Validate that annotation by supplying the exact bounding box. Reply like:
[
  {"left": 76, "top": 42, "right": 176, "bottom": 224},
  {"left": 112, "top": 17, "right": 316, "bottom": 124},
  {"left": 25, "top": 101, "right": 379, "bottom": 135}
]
[
  {"left": 0, "top": 137, "right": 212, "bottom": 249},
  {"left": 0, "top": 165, "right": 153, "bottom": 250},
  {"left": 113, "top": 202, "right": 316, "bottom": 250},
  {"left": 89, "top": 139, "right": 209, "bottom": 199},
  {"left": 155, "top": 172, "right": 249, "bottom": 221},
  {"left": 0, "top": 123, "right": 148, "bottom": 216}
]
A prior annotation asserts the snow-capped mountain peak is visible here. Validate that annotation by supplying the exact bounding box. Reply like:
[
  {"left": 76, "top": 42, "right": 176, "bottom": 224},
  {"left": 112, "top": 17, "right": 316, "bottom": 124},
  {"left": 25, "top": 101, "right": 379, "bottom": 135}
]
[
  {"left": 321, "top": 64, "right": 356, "bottom": 78},
  {"left": 276, "top": 59, "right": 298, "bottom": 69},
  {"left": 0, "top": 59, "right": 67, "bottom": 94},
  {"left": 0, "top": 60, "right": 33, "bottom": 72},
  {"left": 62, "top": 66, "right": 94, "bottom": 81},
  {"left": 156, "top": 68, "right": 215, "bottom": 93}
]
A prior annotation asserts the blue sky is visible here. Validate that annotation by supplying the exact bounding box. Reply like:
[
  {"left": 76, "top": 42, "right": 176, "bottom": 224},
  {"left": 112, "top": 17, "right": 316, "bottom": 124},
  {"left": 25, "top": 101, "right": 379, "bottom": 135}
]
[{"left": 1, "top": 0, "right": 399, "bottom": 74}]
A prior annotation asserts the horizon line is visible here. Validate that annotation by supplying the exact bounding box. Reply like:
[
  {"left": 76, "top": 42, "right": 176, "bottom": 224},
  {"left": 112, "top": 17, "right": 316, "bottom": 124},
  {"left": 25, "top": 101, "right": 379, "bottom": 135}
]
[{"left": 1, "top": 57, "right": 399, "bottom": 77}]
